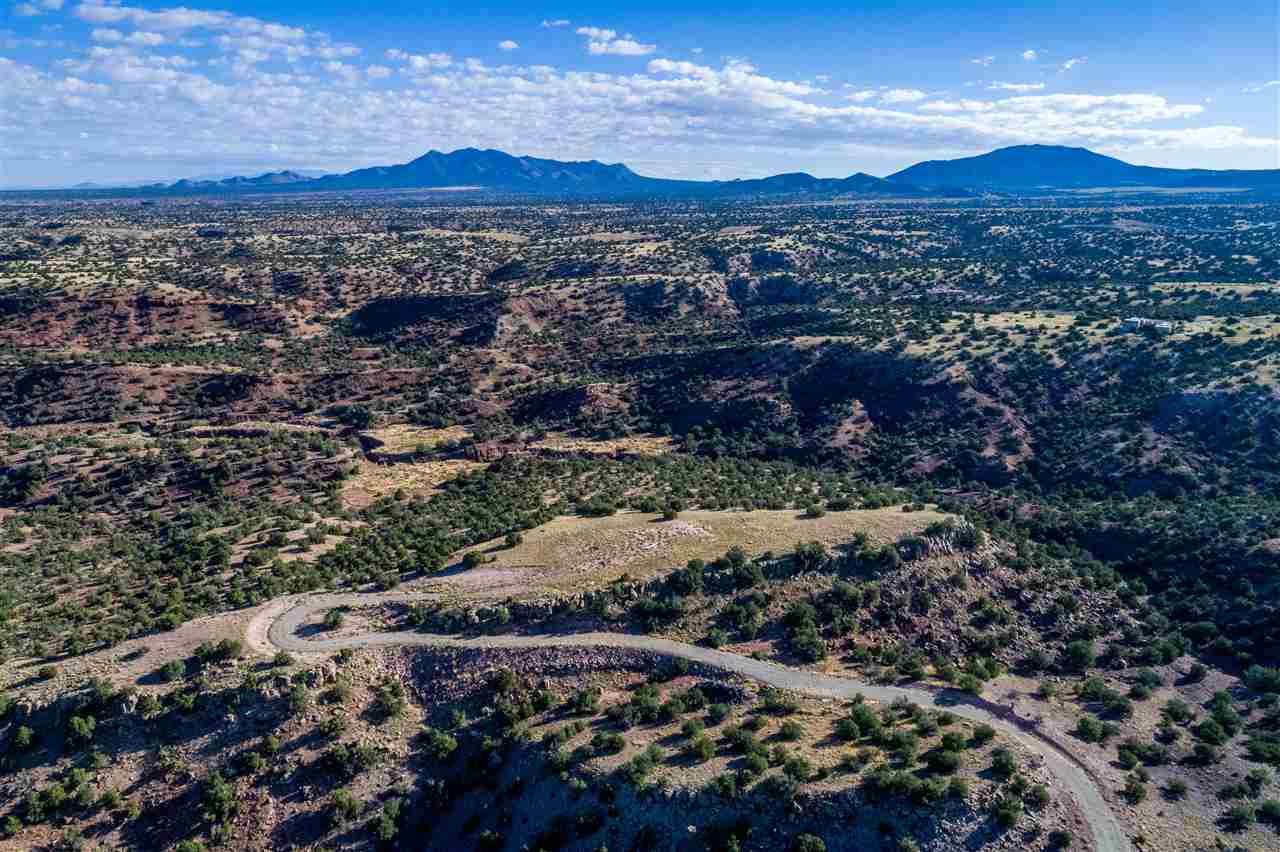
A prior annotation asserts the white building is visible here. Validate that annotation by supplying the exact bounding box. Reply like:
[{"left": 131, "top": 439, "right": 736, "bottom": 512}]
[{"left": 1121, "top": 317, "right": 1175, "bottom": 335}]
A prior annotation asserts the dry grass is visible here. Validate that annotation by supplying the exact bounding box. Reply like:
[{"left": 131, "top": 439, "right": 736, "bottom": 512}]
[
  {"left": 1150, "top": 281, "right": 1280, "bottom": 294},
  {"left": 1186, "top": 313, "right": 1280, "bottom": 342},
  {"left": 414, "top": 227, "right": 529, "bottom": 243},
  {"left": 903, "top": 311, "right": 1104, "bottom": 360},
  {"left": 342, "top": 457, "right": 486, "bottom": 508},
  {"left": 530, "top": 432, "right": 675, "bottom": 456},
  {"left": 362, "top": 424, "right": 471, "bottom": 454},
  {"left": 436, "top": 507, "right": 945, "bottom": 599}
]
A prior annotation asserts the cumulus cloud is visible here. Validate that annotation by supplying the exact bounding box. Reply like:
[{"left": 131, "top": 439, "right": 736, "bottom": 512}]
[
  {"left": 323, "top": 60, "right": 361, "bottom": 83},
  {"left": 71, "top": 0, "right": 361, "bottom": 69},
  {"left": 386, "top": 48, "right": 453, "bottom": 70},
  {"left": 312, "top": 44, "right": 360, "bottom": 59},
  {"left": 880, "top": 88, "right": 927, "bottom": 103},
  {"left": 14, "top": 0, "right": 61, "bottom": 14},
  {"left": 540, "top": 18, "right": 569, "bottom": 27},
  {"left": 127, "top": 31, "right": 167, "bottom": 46},
  {"left": 591, "top": 38, "right": 654, "bottom": 56},
  {"left": 1021, "top": 49, "right": 1038, "bottom": 61},
  {"left": 843, "top": 87, "right": 936, "bottom": 104},
  {"left": 648, "top": 57, "right": 821, "bottom": 99},
  {"left": 1060, "top": 56, "right": 1086, "bottom": 72},
  {"left": 919, "top": 99, "right": 995, "bottom": 113},
  {"left": 74, "top": 0, "right": 302, "bottom": 39},
  {"left": 577, "top": 25, "right": 655, "bottom": 56},
  {"left": 971, "top": 55, "right": 995, "bottom": 66},
  {"left": 498, "top": 39, "right": 519, "bottom": 50},
  {"left": 988, "top": 81, "right": 1045, "bottom": 92}
]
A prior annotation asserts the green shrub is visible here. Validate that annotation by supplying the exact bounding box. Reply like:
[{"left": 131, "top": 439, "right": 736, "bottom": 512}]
[
  {"left": 160, "top": 660, "right": 187, "bottom": 682},
  {"left": 330, "top": 789, "right": 361, "bottom": 826},
  {"left": 422, "top": 727, "right": 458, "bottom": 761},
  {"left": 793, "top": 834, "right": 826, "bottom": 852},
  {"left": 970, "top": 723, "right": 995, "bottom": 747}
]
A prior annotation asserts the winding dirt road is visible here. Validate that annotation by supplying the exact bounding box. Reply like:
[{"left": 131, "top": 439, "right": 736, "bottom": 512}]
[{"left": 257, "top": 593, "right": 1131, "bottom": 852}]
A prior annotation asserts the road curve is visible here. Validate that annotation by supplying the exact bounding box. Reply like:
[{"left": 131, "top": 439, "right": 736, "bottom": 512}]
[{"left": 262, "top": 593, "right": 1130, "bottom": 852}]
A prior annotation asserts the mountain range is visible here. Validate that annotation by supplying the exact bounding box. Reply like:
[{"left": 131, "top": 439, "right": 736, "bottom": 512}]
[
  {"left": 140, "top": 149, "right": 945, "bottom": 198},
  {"left": 25, "top": 144, "right": 1280, "bottom": 198}
]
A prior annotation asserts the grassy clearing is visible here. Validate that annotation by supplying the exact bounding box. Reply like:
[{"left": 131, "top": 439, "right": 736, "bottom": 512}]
[
  {"left": 342, "top": 457, "right": 487, "bottom": 508},
  {"left": 1186, "top": 313, "right": 1280, "bottom": 342},
  {"left": 529, "top": 432, "right": 675, "bottom": 456},
  {"left": 903, "top": 311, "right": 1105, "bottom": 359},
  {"left": 442, "top": 507, "right": 945, "bottom": 598},
  {"left": 361, "top": 424, "right": 471, "bottom": 454}
]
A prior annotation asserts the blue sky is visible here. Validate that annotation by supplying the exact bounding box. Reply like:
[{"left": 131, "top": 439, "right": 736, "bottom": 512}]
[{"left": 2, "top": 0, "right": 1277, "bottom": 186}]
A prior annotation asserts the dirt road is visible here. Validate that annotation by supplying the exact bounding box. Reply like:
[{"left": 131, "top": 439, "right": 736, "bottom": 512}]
[{"left": 258, "top": 593, "right": 1131, "bottom": 852}]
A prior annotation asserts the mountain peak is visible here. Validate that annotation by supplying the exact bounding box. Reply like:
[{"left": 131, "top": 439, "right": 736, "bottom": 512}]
[{"left": 889, "top": 144, "right": 1174, "bottom": 189}]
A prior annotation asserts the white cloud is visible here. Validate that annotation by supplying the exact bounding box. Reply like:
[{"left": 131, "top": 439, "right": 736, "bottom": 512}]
[
  {"left": 15, "top": 0, "right": 60, "bottom": 13},
  {"left": 1243, "top": 80, "right": 1280, "bottom": 93},
  {"left": 920, "top": 99, "right": 995, "bottom": 113},
  {"left": 70, "top": 0, "right": 360, "bottom": 70},
  {"left": 648, "top": 57, "right": 821, "bottom": 97},
  {"left": 971, "top": 55, "right": 995, "bottom": 66},
  {"left": 843, "top": 87, "right": 932, "bottom": 104},
  {"left": 576, "top": 25, "right": 655, "bottom": 56},
  {"left": 590, "top": 37, "right": 654, "bottom": 56},
  {"left": 498, "top": 39, "right": 519, "bottom": 50},
  {"left": 312, "top": 44, "right": 360, "bottom": 59},
  {"left": 323, "top": 60, "right": 360, "bottom": 83},
  {"left": 74, "top": 0, "right": 308, "bottom": 42},
  {"left": 988, "top": 81, "right": 1045, "bottom": 92},
  {"left": 386, "top": 48, "right": 453, "bottom": 71},
  {"left": 540, "top": 18, "right": 569, "bottom": 27},
  {"left": 365, "top": 64, "right": 391, "bottom": 79},
  {"left": 880, "top": 88, "right": 927, "bottom": 103},
  {"left": 1021, "top": 49, "right": 1038, "bottom": 61},
  {"left": 1060, "top": 57, "right": 1087, "bottom": 72},
  {"left": 126, "top": 31, "right": 166, "bottom": 46}
]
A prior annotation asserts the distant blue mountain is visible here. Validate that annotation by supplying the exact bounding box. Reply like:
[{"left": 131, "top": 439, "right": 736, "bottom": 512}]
[
  {"left": 90, "top": 147, "right": 945, "bottom": 198},
  {"left": 296, "top": 147, "right": 939, "bottom": 197},
  {"left": 887, "top": 144, "right": 1280, "bottom": 190}
]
